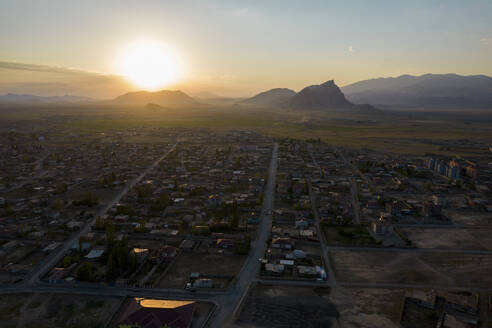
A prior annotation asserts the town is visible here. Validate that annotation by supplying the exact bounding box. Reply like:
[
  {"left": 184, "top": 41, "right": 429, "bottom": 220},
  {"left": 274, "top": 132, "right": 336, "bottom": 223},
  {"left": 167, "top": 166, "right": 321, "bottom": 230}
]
[{"left": 0, "top": 124, "right": 491, "bottom": 327}]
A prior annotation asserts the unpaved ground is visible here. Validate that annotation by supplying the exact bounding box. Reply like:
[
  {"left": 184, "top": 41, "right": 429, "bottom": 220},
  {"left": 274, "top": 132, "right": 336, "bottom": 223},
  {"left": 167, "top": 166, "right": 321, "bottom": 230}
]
[
  {"left": 333, "top": 287, "right": 404, "bottom": 328},
  {"left": 0, "top": 293, "right": 121, "bottom": 328},
  {"left": 401, "top": 227, "right": 492, "bottom": 250},
  {"left": 157, "top": 250, "right": 246, "bottom": 288},
  {"left": 234, "top": 283, "right": 339, "bottom": 328},
  {"left": 445, "top": 210, "right": 492, "bottom": 225},
  {"left": 233, "top": 284, "right": 405, "bottom": 328},
  {"left": 330, "top": 249, "right": 492, "bottom": 287}
]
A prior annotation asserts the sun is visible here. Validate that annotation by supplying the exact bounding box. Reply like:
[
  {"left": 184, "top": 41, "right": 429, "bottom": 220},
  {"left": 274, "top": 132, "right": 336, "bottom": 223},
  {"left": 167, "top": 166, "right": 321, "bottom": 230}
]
[{"left": 118, "top": 40, "right": 182, "bottom": 90}]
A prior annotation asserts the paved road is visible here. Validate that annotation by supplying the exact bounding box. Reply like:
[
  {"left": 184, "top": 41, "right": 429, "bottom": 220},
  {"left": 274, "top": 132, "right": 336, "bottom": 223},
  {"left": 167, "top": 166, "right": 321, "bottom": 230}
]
[
  {"left": 349, "top": 178, "right": 361, "bottom": 224},
  {"left": 24, "top": 143, "right": 178, "bottom": 285},
  {"left": 307, "top": 180, "right": 337, "bottom": 287},
  {"left": 210, "top": 143, "right": 278, "bottom": 328}
]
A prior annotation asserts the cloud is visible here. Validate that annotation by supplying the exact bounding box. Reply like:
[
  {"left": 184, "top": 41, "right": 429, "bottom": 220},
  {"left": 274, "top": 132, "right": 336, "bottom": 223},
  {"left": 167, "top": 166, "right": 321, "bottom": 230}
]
[
  {"left": 0, "top": 61, "right": 85, "bottom": 75},
  {"left": 231, "top": 7, "right": 259, "bottom": 19},
  {"left": 479, "top": 37, "right": 489, "bottom": 45},
  {"left": 0, "top": 61, "right": 134, "bottom": 98}
]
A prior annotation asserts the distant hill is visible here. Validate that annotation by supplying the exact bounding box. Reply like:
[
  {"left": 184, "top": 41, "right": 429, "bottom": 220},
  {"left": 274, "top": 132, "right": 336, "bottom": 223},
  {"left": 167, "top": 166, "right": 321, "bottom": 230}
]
[
  {"left": 188, "top": 91, "right": 220, "bottom": 99},
  {"left": 240, "top": 88, "right": 296, "bottom": 107},
  {"left": 0, "top": 93, "right": 92, "bottom": 105},
  {"left": 288, "top": 80, "right": 354, "bottom": 110},
  {"left": 240, "top": 81, "right": 374, "bottom": 111},
  {"left": 108, "top": 90, "right": 199, "bottom": 107},
  {"left": 342, "top": 74, "right": 492, "bottom": 108}
]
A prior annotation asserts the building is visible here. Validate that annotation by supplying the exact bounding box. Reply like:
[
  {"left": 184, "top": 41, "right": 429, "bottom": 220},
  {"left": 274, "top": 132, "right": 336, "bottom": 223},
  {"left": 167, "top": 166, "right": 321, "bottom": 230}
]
[
  {"left": 424, "top": 202, "right": 441, "bottom": 218},
  {"left": 427, "top": 158, "right": 437, "bottom": 171},
  {"left": 432, "top": 194, "right": 447, "bottom": 207},
  {"left": 448, "top": 160, "right": 461, "bottom": 180},
  {"left": 371, "top": 216, "right": 393, "bottom": 235},
  {"left": 438, "top": 161, "right": 449, "bottom": 176},
  {"left": 265, "top": 263, "right": 285, "bottom": 275},
  {"left": 272, "top": 237, "right": 295, "bottom": 250},
  {"left": 386, "top": 201, "right": 402, "bottom": 217},
  {"left": 445, "top": 292, "right": 479, "bottom": 314},
  {"left": 193, "top": 278, "right": 213, "bottom": 288},
  {"left": 118, "top": 298, "right": 196, "bottom": 328},
  {"left": 441, "top": 312, "right": 478, "bottom": 328},
  {"left": 465, "top": 165, "right": 479, "bottom": 180},
  {"left": 405, "top": 289, "right": 436, "bottom": 309},
  {"left": 216, "top": 238, "right": 234, "bottom": 249}
]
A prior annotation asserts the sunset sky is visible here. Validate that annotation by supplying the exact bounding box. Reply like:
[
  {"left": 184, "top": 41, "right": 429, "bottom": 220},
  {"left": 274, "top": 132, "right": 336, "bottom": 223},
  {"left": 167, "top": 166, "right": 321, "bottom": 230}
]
[{"left": 1, "top": 0, "right": 491, "bottom": 98}]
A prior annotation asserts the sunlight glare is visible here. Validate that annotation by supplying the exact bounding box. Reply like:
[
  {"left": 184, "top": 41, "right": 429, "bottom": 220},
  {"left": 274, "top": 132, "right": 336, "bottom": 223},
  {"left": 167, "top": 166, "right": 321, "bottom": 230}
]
[{"left": 118, "top": 40, "right": 182, "bottom": 90}]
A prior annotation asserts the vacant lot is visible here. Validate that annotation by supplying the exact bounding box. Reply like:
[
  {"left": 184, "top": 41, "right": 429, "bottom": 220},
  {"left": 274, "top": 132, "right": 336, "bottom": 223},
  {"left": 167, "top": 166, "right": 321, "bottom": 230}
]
[
  {"left": 400, "top": 227, "right": 492, "bottom": 250},
  {"left": 330, "top": 249, "right": 492, "bottom": 287},
  {"left": 332, "top": 287, "right": 405, "bottom": 328},
  {"left": 0, "top": 293, "right": 121, "bottom": 328},
  {"left": 234, "top": 284, "right": 406, "bottom": 328},
  {"left": 157, "top": 250, "right": 246, "bottom": 289},
  {"left": 234, "top": 283, "right": 339, "bottom": 328},
  {"left": 322, "top": 225, "right": 380, "bottom": 246}
]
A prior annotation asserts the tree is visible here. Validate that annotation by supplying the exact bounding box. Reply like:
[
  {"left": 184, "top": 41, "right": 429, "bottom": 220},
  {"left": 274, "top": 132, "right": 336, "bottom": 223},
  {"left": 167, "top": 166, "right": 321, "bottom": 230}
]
[
  {"left": 62, "top": 256, "right": 72, "bottom": 268},
  {"left": 106, "top": 255, "right": 115, "bottom": 279},
  {"left": 51, "top": 199, "right": 64, "bottom": 211},
  {"left": 105, "top": 222, "right": 116, "bottom": 245},
  {"left": 77, "top": 262, "right": 93, "bottom": 281},
  {"left": 55, "top": 182, "right": 68, "bottom": 194}
]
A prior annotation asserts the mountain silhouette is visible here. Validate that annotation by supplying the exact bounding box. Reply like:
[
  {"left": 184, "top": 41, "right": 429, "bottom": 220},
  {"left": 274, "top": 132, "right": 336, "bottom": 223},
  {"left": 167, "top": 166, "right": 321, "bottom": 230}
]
[
  {"left": 239, "top": 88, "right": 296, "bottom": 107},
  {"left": 342, "top": 73, "right": 492, "bottom": 108},
  {"left": 288, "top": 80, "right": 354, "bottom": 110},
  {"left": 108, "top": 90, "right": 198, "bottom": 107}
]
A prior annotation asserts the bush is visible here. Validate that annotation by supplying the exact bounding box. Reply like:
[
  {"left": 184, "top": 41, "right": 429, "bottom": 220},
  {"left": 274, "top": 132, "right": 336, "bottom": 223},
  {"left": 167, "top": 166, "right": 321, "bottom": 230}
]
[
  {"left": 77, "top": 262, "right": 94, "bottom": 281},
  {"left": 72, "top": 192, "right": 99, "bottom": 207},
  {"left": 234, "top": 236, "right": 251, "bottom": 255}
]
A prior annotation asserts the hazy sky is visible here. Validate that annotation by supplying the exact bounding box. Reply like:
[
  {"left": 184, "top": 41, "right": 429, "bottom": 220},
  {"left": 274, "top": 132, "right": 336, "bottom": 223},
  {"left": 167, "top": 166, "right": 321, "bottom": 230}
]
[{"left": 1, "top": 0, "right": 491, "bottom": 98}]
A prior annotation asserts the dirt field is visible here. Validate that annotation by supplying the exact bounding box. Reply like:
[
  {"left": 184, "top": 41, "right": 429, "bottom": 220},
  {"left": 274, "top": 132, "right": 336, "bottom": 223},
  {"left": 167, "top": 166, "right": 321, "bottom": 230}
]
[
  {"left": 333, "top": 287, "right": 405, "bottom": 328},
  {"left": 322, "top": 225, "right": 380, "bottom": 246},
  {"left": 330, "top": 249, "right": 492, "bottom": 287},
  {"left": 157, "top": 250, "right": 246, "bottom": 288},
  {"left": 234, "top": 283, "right": 339, "bottom": 328},
  {"left": 0, "top": 293, "right": 121, "bottom": 328},
  {"left": 234, "top": 284, "right": 406, "bottom": 328},
  {"left": 445, "top": 210, "right": 492, "bottom": 225},
  {"left": 400, "top": 227, "right": 492, "bottom": 250}
]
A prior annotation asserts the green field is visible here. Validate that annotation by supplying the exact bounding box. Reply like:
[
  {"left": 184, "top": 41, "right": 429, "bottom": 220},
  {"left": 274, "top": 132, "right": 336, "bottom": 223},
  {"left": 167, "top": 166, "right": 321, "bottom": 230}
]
[
  {"left": 1, "top": 103, "right": 491, "bottom": 157},
  {"left": 322, "top": 224, "right": 381, "bottom": 246}
]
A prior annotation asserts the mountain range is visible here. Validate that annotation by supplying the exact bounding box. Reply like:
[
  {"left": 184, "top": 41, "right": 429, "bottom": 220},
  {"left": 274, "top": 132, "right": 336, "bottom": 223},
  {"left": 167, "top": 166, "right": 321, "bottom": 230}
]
[
  {"left": 341, "top": 73, "right": 492, "bottom": 108},
  {"left": 239, "top": 80, "right": 370, "bottom": 111},
  {"left": 239, "top": 88, "right": 296, "bottom": 107},
  {"left": 106, "top": 90, "right": 199, "bottom": 107},
  {"left": 1, "top": 73, "right": 492, "bottom": 109},
  {"left": 0, "top": 93, "right": 92, "bottom": 105}
]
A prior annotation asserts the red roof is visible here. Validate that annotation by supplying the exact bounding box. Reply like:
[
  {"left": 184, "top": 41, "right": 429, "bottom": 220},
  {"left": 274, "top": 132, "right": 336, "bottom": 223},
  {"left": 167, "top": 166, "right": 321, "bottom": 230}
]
[{"left": 119, "top": 299, "right": 195, "bottom": 328}]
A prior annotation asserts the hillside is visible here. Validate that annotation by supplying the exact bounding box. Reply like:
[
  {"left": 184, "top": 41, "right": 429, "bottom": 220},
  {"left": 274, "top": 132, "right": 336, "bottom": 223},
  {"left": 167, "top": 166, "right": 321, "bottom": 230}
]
[
  {"left": 342, "top": 73, "right": 492, "bottom": 108},
  {"left": 288, "top": 80, "right": 354, "bottom": 110},
  {"left": 240, "top": 88, "right": 296, "bottom": 107},
  {"left": 108, "top": 90, "right": 199, "bottom": 107}
]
